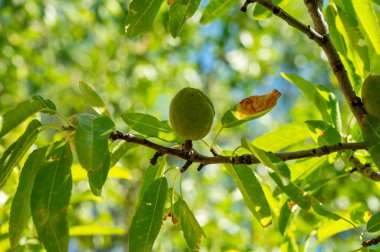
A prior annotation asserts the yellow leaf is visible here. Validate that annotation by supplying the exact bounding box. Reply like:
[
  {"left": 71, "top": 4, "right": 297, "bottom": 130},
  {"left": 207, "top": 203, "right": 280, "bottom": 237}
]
[{"left": 236, "top": 89, "right": 281, "bottom": 119}]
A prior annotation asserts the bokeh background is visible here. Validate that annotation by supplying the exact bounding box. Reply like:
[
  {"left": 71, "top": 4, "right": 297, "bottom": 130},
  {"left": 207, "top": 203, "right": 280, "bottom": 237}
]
[{"left": 1, "top": 0, "right": 379, "bottom": 251}]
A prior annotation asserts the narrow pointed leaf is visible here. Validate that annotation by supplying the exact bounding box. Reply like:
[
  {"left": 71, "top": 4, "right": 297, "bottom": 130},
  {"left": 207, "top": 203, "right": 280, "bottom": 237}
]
[
  {"left": 362, "top": 115, "right": 380, "bottom": 168},
  {"left": 110, "top": 141, "right": 137, "bottom": 167},
  {"left": 9, "top": 147, "right": 48, "bottom": 247},
  {"left": 352, "top": 0, "right": 380, "bottom": 54},
  {"left": 305, "top": 120, "right": 341, "bottom": 146},
  {"left": 88, "top": 150, "right": 111, "bottom": 196},
  {"left": 0, "top": 119, "right": 41, "bottom": 189},
  {"left": 174, "top": 198, "right": 206, "bottom": 251},
  {"left": 129, "top": 177, "right": 168, "bottom": 252},
  {"left": 125, "top": 0, "right": 164, "bottom": 37},
  {"left": 79, "top": 81, "right": 110, "bottom": 117},
  {"left": 31, "top": 143, "right": 72, "bottom": 252},
  {"left": 0, "top": 95, "right": 55, "bottom": 138},
  {"left": 122, "top": 112, "right": 179, "bottom": 142},
  {"left": 281, "top": 73, "right": 332, "bottom": 125},
  {"left": 278, "top": 200, "right": 292, "bottom": 235},
  {"left": 200, "top": 0, "right": 235, "bottom": 24},
  {"left": 252, "top": 122, "right": 310, "bottom": 152},
  {"left": 169, "top": 0, "right": 201, "bottom": 37},
  {"left": 137, "top": 159, "right": 166, "bottom": 207},
  {"left": 221, "top": 89, "right": 281, "bottom": 128},
  {"left": 225, "top": 164, "right": 272, "bottom": 227},
  {"left": 74, "top": 114, "right": 115, "bottom": 172},
  {"left": 311, "top": 199, "right": 341, "bottom": 220},
  {"left": 366, "top": 211, "right": 380, "bottom": 233}
]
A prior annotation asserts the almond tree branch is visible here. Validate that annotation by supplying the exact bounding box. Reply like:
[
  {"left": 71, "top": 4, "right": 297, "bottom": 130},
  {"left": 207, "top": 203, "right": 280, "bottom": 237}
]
[
  {"left": 110, "top": 131, "right": 370, "bottom": 174},
  {"left": 303, "top": 0, "right": 366, "bottom": 126},
  {"left": 241, "top": 0, "right": 367, "bottom": 126},
  {"left": 362, "top": 235, "right": 380, "bottom": 247}
]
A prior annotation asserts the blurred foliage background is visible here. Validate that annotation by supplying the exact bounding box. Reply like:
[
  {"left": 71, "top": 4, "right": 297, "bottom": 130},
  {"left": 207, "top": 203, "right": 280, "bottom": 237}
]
[{"left": 1, "top": 0, "right": 380, "bottom": 251}]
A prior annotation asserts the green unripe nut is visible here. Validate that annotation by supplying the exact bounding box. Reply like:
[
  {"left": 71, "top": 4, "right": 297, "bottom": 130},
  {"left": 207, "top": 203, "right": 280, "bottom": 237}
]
[
  {"left": 169, "top": 87, "right": 215, "bottom": 141},
  {"left": 362, "top": 75, "right": 380, "bottom": 119}
]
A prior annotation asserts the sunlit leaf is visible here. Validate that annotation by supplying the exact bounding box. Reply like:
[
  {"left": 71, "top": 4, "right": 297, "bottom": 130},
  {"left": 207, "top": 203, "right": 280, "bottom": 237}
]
[
  {"left": 79, "top": 81, "right": 110, "bottom": 117},
  {"left": 351, "top": 0, "right": 380, "bottom": 55},
  {"left": 137, "top": 158, "right": 166, "bottom": 207},
  {"left": 221, "top": 89, "right": 281, "bottom": 128},
  {"left": 0, "top": 95, "right": 55, "bottom": 138},
  {"left": 129, "top": 177, "right": 168, "bottom": 252},
  {"left": 174, "top": 198, "right": 206, "bottom": 251},
  {"left": 169, "top": 0, "right": 201, "bottom": 37},
  {"left": 70, "top": 225, "right": 125, "bottom": 236},
  {"left": 305, "top": 120, "right": 341, "bottom": 146},
  {"left": 252, "top": 122, "right": 310, "bottom": 152},
  {"left": 225, "top": 164, "right": 272, "bottom": 227},
  {"left": 125, "top": 0, "right": 164, "bottom": 37},
  {"left": 9, "top": 147, "right": 48, "bottom": 247},
  {"left": 122, "top": 112, "right": 179, "bottom": 142},
  {"left": 0, "top": 120, "right": 41, "bottom": 189},
  {"left": 366, "top": 211, "right": 380, "bottom": 233},
  {"left": 362, "top": 115, "right": 380, "bottom": 168},
  {"left": 110, "top": 141, "right": 137, "bottom": 167},
  {"left": 31, "top": 143, "right": 72, "bottom": 252},
  {"left": 200, "top": 0, "right": 235, "bottom": 24},
  {"left": 74, "top": 114, "right": 115, "bottom": 172}
]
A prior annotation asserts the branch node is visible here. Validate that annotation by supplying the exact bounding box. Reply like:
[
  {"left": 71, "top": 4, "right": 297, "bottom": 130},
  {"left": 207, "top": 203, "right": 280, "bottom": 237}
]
[
  {"left": 240, "top": 0, "right": 255, "bottom": 12},
  {"left": 197, "top": 164, "right": 205, "bottom": 171},
  {"left": 210, "top": 148, "right": 218, "bottom": 157},
  {"left": 180, "top": 160, "right": 193, "bottom": 173},
  {"left": 150, "top": 151, "right": 162, "bottom": 165}
]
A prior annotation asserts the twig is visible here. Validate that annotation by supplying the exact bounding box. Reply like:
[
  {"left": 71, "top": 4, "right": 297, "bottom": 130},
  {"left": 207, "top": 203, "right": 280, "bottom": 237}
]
[
  {"left": 362, "top": 235, "right": 380, "bottom": 247},
  {"left": 242, "top": 0, "right": 324, "bottom": 43},
  {"left": 303, "top": 0, "right": 366, "bottom": 126},
  {"left": 110, "top": 131, "right": 367, "bottom": 167},
  {"left": 349, "top": 156, "right": 380, "bottom": 181},
  {"left": 248, "top": 0, "right": 367, "bottom": 126}
]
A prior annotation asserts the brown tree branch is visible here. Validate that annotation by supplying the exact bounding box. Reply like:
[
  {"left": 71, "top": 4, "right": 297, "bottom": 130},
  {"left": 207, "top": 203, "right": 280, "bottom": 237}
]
[
  {"left": 303, "top": 0, "right": 367, "bottom": 126},
  {"left": 362, "top": 235, "right": 380, "bottom": 247},
  {"left": 349, "top": 156, "right": 380, "bottom": 181},
  {"left": 110, "top": 130, "right": 367, "bottom": 168},
  {"left": 241, "top": 0, "right": 324, "bottom": 43},
  {"left": 242, "top": 0, "right": 367, "bottom": 126}
]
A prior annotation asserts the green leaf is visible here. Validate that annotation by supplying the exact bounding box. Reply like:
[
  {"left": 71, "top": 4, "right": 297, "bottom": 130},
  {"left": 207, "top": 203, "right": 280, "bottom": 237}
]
[
  {"left": 129, "top": 177, "right": 168, "bottom": 252},
  {"left": 278, "top": 200, "right": 292, "bottom": 235},
  {"left": 0, "top": 95, "right": 55, "bottom": 138},
  {"left": 31, "top": 143, "right": 72, "bottom": 252},
  {"left": 79, "top": 81, "right": 110, "bottom": 117},
  {"left": 9, "top": 147, "right": 48, "bottom": 248},
  {"left": 0, "top": 119, "right": 41, "bottom": 189},
  {"left": 311, "top": 198, "right": 341, "bottom": 221},
  {"left": 362, "top": 115, "right": 380, "bottom": 168},
  {"left": 125, "top": 0, "right": 164, "bottom": 37},
  {"left": 110, "top": 141, "right": 137, "bottom": 167},
  {"left": 122, "top": 112, "right": 179, "bottom": 142},
  {"left": 169, "top": 0, "right": 201, "bottom": 37},
  {"left": 242, "top": 138, "right": 290, "bottom": 179},
  {"left": 366, "top": 211, "right": 380, "bottom": 233},
  {"left": 137, "top": 159, "right": 166, "bottom": 207},
  {"left": 281, "top": 73, "right": 332, "bottom": 125},
  {"left": 352, "top": 0, "right": 380, "bottom": 55},
  {"left": 305, "top": 120, "right": 341, "bottom": 146},
  {"left": 88, "top": 150, "right": 111, "bottom": 196},
  {"left": 74, "top": 114, "right": 115, "bottom": 172},
  {"left": 200, "top": 0, "right": 235, "bottom": 24},
  {"left": 70, "top": 225, "right": 125, "bottom": 236},
  {"left": 221, "top": 105, "right": 275, "bottom": 128},
  {"left": 225, "top": 164, "right": 272, "bottom": 227},
  {"left": 252, "top": 122, "right": 310, "bottom": 152},
  {"left": 174, "top": 198, "right": 206, "bottom": 251},
  {"left": 252, "top": 4, "right": 272, "bottom": 20}
]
